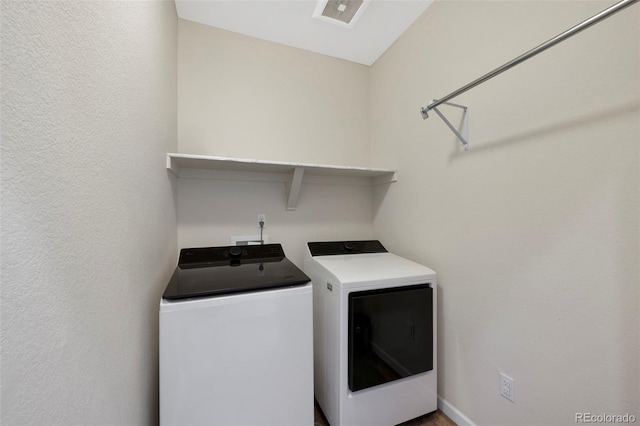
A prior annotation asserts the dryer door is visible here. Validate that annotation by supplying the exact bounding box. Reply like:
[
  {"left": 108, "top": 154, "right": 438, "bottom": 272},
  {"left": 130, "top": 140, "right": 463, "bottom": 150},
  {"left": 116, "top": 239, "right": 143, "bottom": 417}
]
[{"left": 348, "top": 284, "right": 433, "bottom": 392}]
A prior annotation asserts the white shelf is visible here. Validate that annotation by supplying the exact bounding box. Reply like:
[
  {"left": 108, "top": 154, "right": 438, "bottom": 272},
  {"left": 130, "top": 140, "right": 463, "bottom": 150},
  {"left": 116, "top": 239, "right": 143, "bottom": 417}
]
[{"left": 167, "top": 153, "right": 397, "bottom": 211}]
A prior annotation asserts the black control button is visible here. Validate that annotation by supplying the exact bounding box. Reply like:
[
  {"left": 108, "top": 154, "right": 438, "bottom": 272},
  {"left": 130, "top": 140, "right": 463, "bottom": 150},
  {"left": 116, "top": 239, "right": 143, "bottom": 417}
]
[
  {"left": 229, "top": 247, "right": 242, "bottom": 257},
  {"left": 344, "top": 242, "right": 355, "bottom": 251}
]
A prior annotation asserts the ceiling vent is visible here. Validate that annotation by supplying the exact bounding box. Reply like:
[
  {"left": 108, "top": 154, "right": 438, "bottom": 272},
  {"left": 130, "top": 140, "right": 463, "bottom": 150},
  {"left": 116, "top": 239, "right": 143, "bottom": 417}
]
[{"left": 313, "top": 0, "right": 371, "bottom": 29}]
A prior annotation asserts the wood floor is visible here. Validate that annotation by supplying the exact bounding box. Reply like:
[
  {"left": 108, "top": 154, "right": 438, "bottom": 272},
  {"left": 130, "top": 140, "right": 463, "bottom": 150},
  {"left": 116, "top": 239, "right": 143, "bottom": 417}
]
[{"left": 314, "top": 400, "right": 457, "bottom": 426}]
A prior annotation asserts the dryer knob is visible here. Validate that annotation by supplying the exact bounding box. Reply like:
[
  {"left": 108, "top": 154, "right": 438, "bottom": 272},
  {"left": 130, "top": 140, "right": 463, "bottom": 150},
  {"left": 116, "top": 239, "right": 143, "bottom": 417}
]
[
  {"left": 343, "top": 242, "right": 355, "bottom": 251},
  {"left": 229, "top": 247, "right": 242, "bottom": 257}
]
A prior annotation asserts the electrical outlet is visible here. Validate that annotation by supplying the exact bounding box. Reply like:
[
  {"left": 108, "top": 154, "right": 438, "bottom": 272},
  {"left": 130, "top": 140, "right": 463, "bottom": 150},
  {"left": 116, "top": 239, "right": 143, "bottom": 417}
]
[
  {"left": 500, "top": 372, "right": 515, "bottom": 403},
  {"left": 257, "top": 213, "right": 266, "bottom": 228}
]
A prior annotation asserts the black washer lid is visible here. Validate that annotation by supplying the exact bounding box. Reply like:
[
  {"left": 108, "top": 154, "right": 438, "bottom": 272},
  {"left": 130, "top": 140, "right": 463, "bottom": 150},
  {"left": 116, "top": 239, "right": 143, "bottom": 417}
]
[
  {"left": 163, "top": 244, "right": 310, "bottom": 300},
  {"left": 307, "top": 240, "right": 387, "bottom": 256}
]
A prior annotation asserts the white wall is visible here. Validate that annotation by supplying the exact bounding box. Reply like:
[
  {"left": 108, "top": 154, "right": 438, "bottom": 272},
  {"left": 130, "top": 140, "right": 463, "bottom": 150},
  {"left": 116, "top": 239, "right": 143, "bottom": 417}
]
[
  {"left": 177, "top": 19, "right": 375, "bottom": 263},
  {"left": 1, "top": 1, "right": 177, "bottom": 424},
  {"left": 371, "top": 1, "right": 639, "bottom": 425},
  {"left": 178, "top": 19, "right": 371, "bottom": 167},
  {"left": 177, "top": 171, "right": 374, "bottom": 267}
]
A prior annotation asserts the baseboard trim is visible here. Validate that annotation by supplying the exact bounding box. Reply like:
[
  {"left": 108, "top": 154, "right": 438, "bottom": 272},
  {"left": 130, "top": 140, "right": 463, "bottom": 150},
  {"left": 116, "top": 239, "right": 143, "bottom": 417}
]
[{"left": 437, "top": 396, "right": 476, "bottom": 426}]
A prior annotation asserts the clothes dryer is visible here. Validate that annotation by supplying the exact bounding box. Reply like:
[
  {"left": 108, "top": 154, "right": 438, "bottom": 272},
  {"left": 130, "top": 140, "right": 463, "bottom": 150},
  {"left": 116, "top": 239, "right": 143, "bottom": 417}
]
[{"left": 304, "top": 240, "right": 437, "bottom": 426}]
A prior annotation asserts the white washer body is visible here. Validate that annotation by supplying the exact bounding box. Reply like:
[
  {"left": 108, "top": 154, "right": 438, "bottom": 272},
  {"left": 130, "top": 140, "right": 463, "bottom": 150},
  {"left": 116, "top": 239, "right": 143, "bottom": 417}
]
[
  {"left": 304, "top": 249, "right": 437, "bottom": 426},
  {"left": 159, "top": 283, "right": 313, "bottom": 426}
]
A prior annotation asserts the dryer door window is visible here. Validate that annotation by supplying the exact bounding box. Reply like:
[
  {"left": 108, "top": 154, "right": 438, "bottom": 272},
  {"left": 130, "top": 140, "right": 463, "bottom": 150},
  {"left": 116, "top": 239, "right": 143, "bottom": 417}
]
[{"left": 348, "top": 284, "right": 433, "bottom": 392}]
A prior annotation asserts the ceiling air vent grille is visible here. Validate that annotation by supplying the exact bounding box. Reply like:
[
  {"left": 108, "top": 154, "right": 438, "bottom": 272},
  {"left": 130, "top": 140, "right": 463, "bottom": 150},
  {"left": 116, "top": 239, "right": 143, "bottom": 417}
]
[{"left": 313, "top": 0, "right": 371, "bottom": 28}]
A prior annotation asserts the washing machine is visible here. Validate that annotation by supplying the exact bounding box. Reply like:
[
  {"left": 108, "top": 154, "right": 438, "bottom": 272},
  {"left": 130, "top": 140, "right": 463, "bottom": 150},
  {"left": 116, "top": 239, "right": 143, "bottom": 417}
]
[
  {"left": 304, "top": 240, "right": 437, "bottom": 426},
  {"left": 160, "top": 244, "right": 313, "bottom": 426}
]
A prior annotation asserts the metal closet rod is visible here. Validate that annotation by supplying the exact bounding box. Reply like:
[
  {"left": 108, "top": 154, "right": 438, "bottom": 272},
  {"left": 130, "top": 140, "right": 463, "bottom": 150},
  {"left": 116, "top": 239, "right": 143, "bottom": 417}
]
[{"left": 421, "top": 0, "right": 639, "bottom": 115}]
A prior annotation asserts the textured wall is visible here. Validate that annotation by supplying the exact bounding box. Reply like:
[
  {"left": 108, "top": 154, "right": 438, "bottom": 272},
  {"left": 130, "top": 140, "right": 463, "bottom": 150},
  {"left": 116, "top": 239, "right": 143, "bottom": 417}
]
[
  {"left": 371, "top": 1, "right": 639, "bottom": 424},
  {"left": 178, "top": 19, "right": 371, "bottom": 167},
  {"left": 1, "top": 1, "right": 177, "bottom": 424}
]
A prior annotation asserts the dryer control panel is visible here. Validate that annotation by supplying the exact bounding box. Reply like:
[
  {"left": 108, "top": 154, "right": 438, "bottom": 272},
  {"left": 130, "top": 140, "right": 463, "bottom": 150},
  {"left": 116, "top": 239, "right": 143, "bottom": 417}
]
[{"left": 307, "top": 240, "right": 388, "bottom": 256}]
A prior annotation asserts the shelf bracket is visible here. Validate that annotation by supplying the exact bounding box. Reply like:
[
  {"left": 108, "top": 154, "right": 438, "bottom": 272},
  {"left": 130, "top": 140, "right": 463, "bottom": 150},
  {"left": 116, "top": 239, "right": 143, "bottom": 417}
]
[
  {"left": 421, "top": 99, "right": 469, "bottom": 151},
  {"left": 286, "top": 167, "right": 305, "bottom": 211}
]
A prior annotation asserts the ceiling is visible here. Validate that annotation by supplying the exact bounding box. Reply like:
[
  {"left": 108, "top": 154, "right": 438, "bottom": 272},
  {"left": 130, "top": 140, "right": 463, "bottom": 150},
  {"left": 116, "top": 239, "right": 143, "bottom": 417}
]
[{"left": 175, "top": 0, "right": 434, "bottom": 66}]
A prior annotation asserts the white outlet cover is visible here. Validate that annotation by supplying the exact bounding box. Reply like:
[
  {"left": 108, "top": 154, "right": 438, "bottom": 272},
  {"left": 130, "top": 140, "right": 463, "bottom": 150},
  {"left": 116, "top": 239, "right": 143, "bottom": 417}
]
[{"left": 500, "top": 372, "right": 515, "bottom": 403}]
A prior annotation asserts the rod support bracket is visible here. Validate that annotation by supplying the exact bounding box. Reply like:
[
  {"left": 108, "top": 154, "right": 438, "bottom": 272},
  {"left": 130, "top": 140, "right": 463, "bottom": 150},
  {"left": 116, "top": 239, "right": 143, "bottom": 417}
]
[
  {"left": 423, "top": 99, "right": 470, "bottom": 151},
  {"left": 420, "top": 105, "right": 429, "bottom": 119}
]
